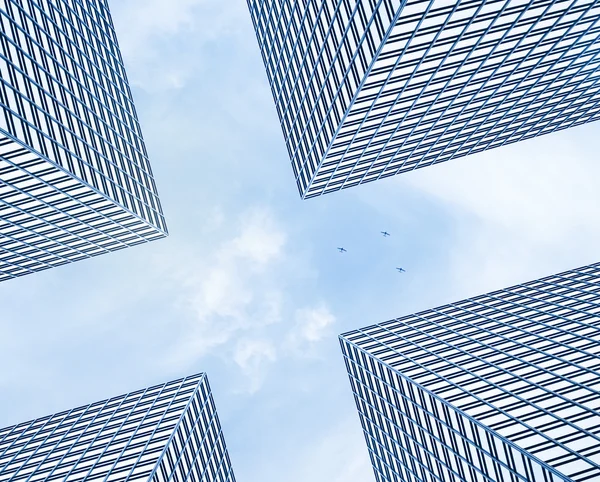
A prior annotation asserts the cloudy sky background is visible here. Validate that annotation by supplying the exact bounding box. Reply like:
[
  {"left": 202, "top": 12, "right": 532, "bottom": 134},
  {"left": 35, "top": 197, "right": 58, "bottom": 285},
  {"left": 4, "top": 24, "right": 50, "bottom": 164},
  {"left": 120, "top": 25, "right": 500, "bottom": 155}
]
[{"left": 1, "top": 1, "right": 600, "bottom": 481}]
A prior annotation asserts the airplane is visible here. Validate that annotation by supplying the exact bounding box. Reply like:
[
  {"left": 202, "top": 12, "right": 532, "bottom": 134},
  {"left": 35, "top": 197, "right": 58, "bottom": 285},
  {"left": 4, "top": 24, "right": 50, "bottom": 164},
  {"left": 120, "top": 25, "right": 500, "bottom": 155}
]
[
  {"left": 381, "top": 231, "right": 390, "bottom": 237},
  {"left": 337, "top": 247, "right": 347, "bottom": 253},
  {"left": 396, "top": 267, "right": 406, "bottom": 273}
]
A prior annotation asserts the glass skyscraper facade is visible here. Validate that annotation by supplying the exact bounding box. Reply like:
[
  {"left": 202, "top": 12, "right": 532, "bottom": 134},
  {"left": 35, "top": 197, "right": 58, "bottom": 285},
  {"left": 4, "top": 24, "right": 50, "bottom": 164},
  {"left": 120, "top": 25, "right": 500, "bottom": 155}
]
[
  {"left": 340, "top": 262, "right": 600, "bottom": 482},
  {"left": 248, "top": 0, "right": 600, "bottom": 198},
  {"left": 0, "top": 0, "right": 167, "bottom": 282},
  {"left": 0, "top": 373, "right": 235, "bottom": 482}
]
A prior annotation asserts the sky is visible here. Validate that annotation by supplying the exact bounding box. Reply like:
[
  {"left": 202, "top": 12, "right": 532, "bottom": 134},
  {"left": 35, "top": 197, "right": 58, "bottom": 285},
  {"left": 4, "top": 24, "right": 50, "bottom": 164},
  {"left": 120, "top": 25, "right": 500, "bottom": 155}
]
[{"left": 1, "top": 1, "right": 600, "bottom": 481}]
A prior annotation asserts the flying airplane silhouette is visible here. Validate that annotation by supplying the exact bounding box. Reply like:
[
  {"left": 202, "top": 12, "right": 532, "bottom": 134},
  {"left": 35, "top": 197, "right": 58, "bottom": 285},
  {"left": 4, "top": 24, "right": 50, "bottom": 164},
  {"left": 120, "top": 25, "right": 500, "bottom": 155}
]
[
  {"left": 396, "top": 267, "right": 406, "bottom": 273},
  {"left": 381, "top": 231, "right": 390, "bottom": 237},
  {"left": 337, "top": 247, "right": 347, "bottom": 253}
]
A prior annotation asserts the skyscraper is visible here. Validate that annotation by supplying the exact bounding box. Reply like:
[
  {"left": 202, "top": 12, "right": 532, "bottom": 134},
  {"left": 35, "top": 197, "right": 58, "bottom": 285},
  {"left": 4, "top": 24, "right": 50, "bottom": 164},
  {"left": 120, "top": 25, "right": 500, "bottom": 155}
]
[
  {"left": 0, "top": 373, "right": 235, "bottom": 482},
  {"left": 340, "top": 262, "right": 600, "bottom": 482},
  {"left": 0, "top": 0, "right": 167, "bottom": 282},
  {"left": 248, "top": 0, "right": 600, "bottom": 198}
]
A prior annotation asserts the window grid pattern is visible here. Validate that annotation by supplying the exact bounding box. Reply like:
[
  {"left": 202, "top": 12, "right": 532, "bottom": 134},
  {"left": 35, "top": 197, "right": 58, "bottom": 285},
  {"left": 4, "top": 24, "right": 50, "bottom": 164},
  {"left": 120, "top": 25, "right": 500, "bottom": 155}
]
[
  {"left": 250, "top": 0, "right": 600, "bottom": 198},
  {"left": 340, "top": 262, "right": 600, "bottom": 482},
  {"left": 0, "top": 137, "right": 162, "bottom": 281},
  {"left": 0, "top": 374, "right": 236, "bottom": 482},
  {"left": 247, "top": 0, "right": 401, "bottom": 196},
  {"left": 0, "top": 0, "right": 167, "bottom": 280}
]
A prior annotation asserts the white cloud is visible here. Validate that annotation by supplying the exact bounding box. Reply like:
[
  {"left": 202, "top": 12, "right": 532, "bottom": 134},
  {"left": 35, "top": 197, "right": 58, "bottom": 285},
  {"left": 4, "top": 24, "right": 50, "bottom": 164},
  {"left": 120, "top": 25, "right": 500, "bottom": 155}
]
[
  {"left": 286, "top": 305, "right": 337, "bottom": 357},
  {"left": 111, "top": 0, "right": 248, "bottom": 91},
  {"left": 165, "top": 207, "right": 286, "bottom": 369},
  {"left": 407, "top": 132, "right": 600, "bottom": 296},
  {"left": 233, "top": 338, "right": 277, "bottom": 394},
  {"left": 229, "top": 216, "right": 288, "bottom": 268}
]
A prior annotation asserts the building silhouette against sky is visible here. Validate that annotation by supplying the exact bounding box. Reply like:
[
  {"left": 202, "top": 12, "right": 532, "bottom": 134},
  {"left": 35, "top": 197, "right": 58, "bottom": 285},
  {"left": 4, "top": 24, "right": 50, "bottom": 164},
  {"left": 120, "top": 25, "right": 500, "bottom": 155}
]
[
  {"left": 0, "top": 373, "right": 235, "bottom": 482},
  {"left": 340, "top": 262, "right": 600, "bottom": 482},
  {"left": 248, "top": 0, "right": 600, "bottom": 198},
  {"left": 0, "top": 0, "right": 167, "bottom": 282}
]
